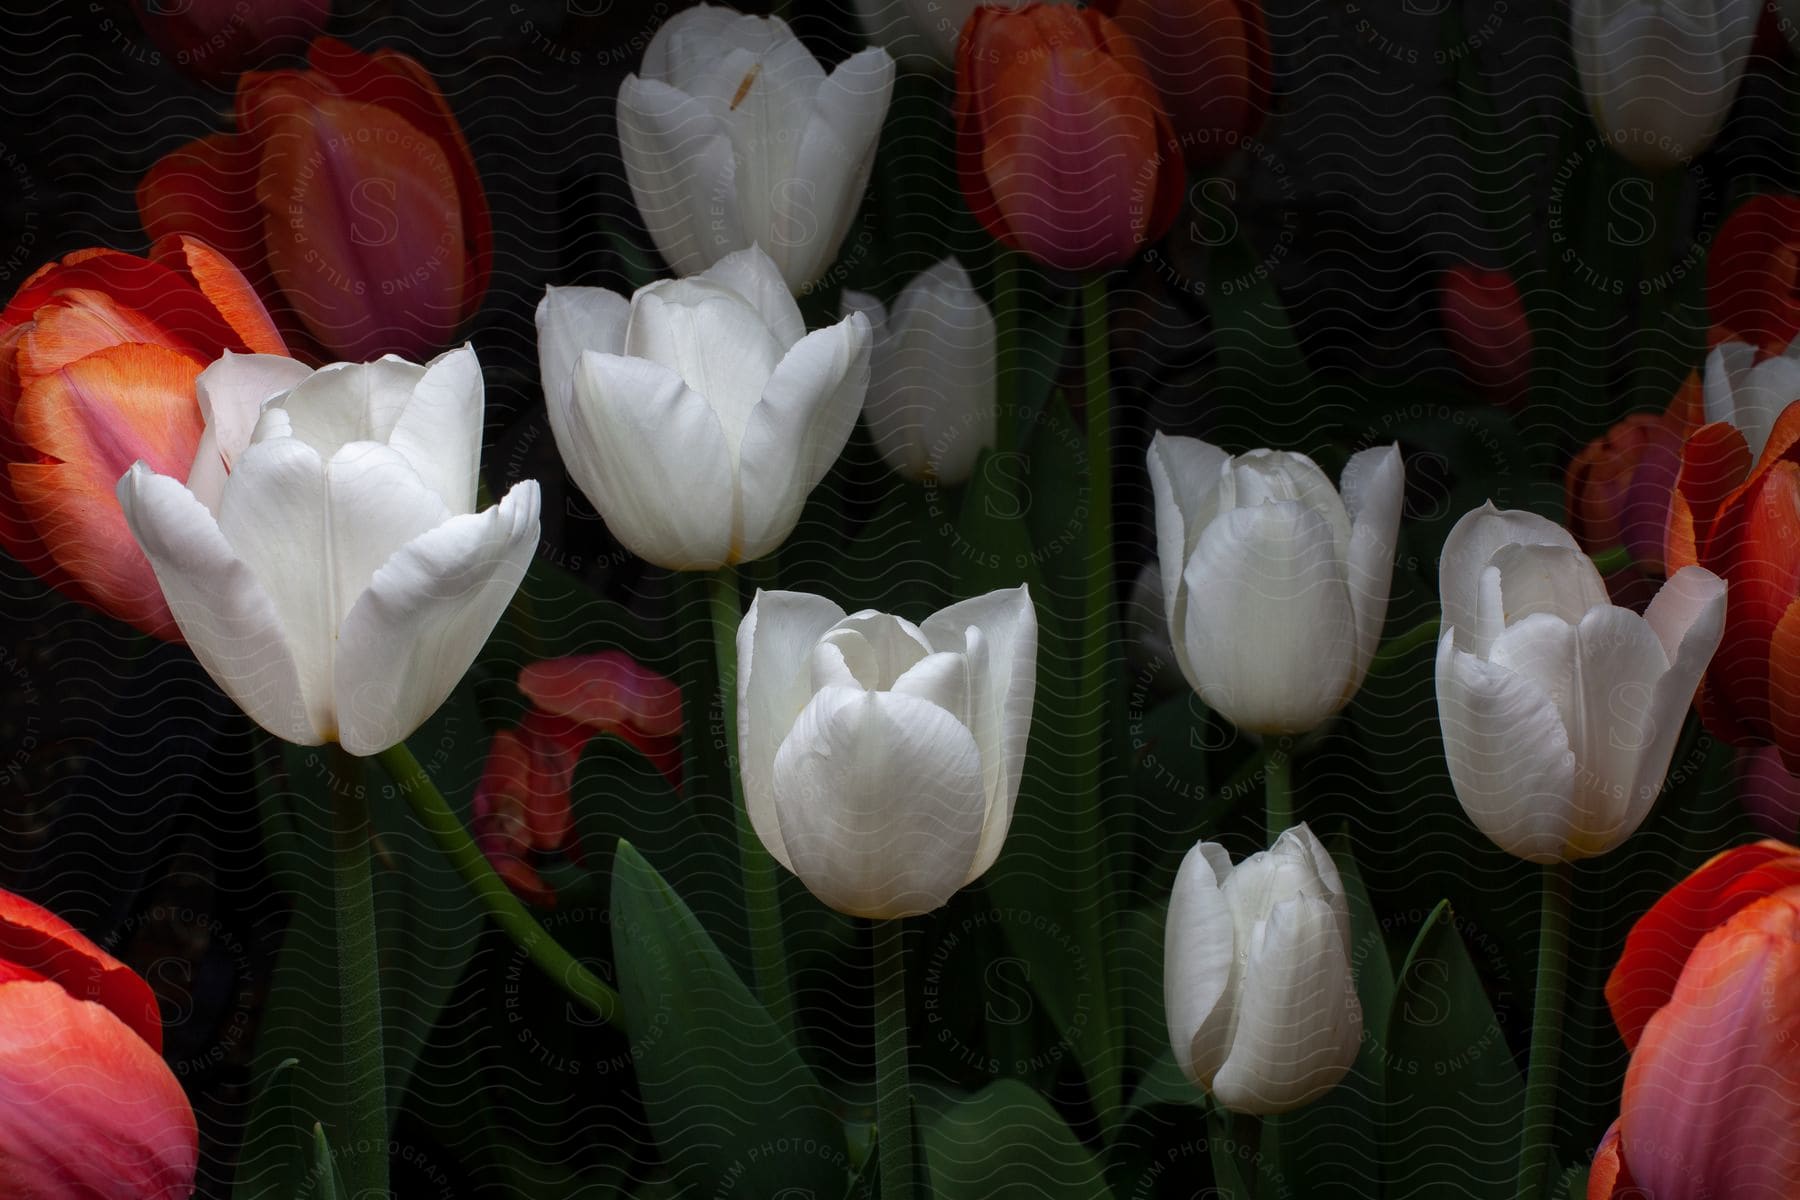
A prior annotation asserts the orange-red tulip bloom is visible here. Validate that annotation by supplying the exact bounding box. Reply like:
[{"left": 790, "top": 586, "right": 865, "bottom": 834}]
[
  {"left": 956, "top": 3, "right": 1184, "bottom": 272},
  {"left": 1094, "top": 0, "right": 1270, "bottom": 168},
  {"left": 1566, "top": 373, "right": 1701, "bottom": 580},
  {"left": 138, "top": 38, "right": 490, "bottom": 364},
  {"left": 1707, "top": 193, "right": 1800, "bottom": 356},
  {"left": 0, "top": 236, "right": 287, "bottom": 639},
  {"left": 0, "top": 888, "right": 196, "bottom": 1197},
  {"left": 1590, "top": 885, "right": 1800, "bottom": 1199},
  {"left": 1439, "top": 264, "right": 1534, "bottom": 408}
]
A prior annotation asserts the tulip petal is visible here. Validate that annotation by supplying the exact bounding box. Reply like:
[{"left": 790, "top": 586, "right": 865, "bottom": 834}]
[
  {"left": 782, "top": 47, "right": 895, "bottom": 289},
  {"left": 697, "top": 245, "right": 805, "bottom": 349},
  {"left": 155, "top": 234, "right": 287, "bottom": 357},
  {"left": 1440, "top": 503, "right": 1588, "bottom": 653},
  {"left": 617, "top": 76, "right": 743, "bottom": 279},
  {"left": 771, "top": 686, "right": 986, "bottom": 918},
  {"left": 0, "top": 891, "right": 163, "bottom": 1054},
  {"left": 1146, "top": 431, "right": 1230, "bottom": 691},
  {"left": 1769, "top": 598, "right": 1800, "bottom": 776},
  {"left": 738, "top": 589, "right": 848, "bottom": 870},
  {"left": 1179, "top": 500, "right": 1357, "bottom": 734},
  {"left": 389, "top": 345, "right": 483, "bottom": 513},
  {"left": 135, "top": 134, "right": 266, "bottom": 288},
  {"left": 567, "top": 352, "right": 736, "bottom": 570},
  {"left": 1476, "top": 542, "right": 1610, "bottom": 658},
  {"left": 188, "top": 351, "right": 314, "bottom": 514},
  {"left": 625, "top": 280, "right": 787, "bottom": 448},
  {"left": 1165, "top": 841, "right": 1237, "bottom": 1086},
  {"left": 1339, "top": 443, "right": 1404, "bottom": 684},
  {"left": 519, "top": 651, "right": 684, "bottom": 741},
  {"left": 1667, "top": 420, "right": 1753, "bottom": 573},
  {"left": 276, "top": 356, "right": 428, "bottom": 459},
  {"left": 0, "top": 980, "right": 197, "bottom": 1199},
  {"left": 333, "top": 481, "right": 540, "bottom": 756},
  {"left": 535, "top": 286, "right": 631, "bottom": 459},
  {"left": 736, "top": 313, "right": 870, "bottom": 563},
  {"left": 116, "top": 463, "right": 317, "bottom": 744}
]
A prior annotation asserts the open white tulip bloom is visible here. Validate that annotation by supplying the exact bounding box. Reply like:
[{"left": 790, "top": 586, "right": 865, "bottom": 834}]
[
  {"left": 117, "top": 347, "right": 541, "bottom": 757},
  {"left": 1572, "top": 0, "right": 1756, "bottom": 171},
  {"left": 737, "top": 585, "right": 1037, "bottom": 919},
  {"left": 843, "top": 257, "right": 996, "bottom": 485},
  {"left": 619, "top": 4, "right": 895, "bottom": 292},
  {"left": 1147, "top": 434, "right": 1404, "bottom": 735},
  {"left": 1436, "top": 504, "right": 1727, "bottom": 863},
  {"left": 1165, "top": 823, "right": 1362, "bottom": 1116},
  {"left": 1702, "top": 334, "right": 1800, "bottom": 460},
  {"left": 535, "top": 246, "right": 870, "bottom": 572}
]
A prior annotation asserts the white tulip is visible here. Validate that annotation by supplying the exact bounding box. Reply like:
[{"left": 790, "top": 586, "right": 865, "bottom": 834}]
[
  {"left": 1702, "top": 334, "right": 1800, "bottom": 460},
  {"left": 1165, "top": 823, "right": 1362, "bottom": 1115},
  {"left": 1436, "top": 504, "right": 1727, "bottom": 862},
  {"left": 535, "top": 246, "right": 870, "bottom": 572},
  {"left": 843, "top": 257, "right": 996, "bottom": 485},
  {"left": 737, "top": 585, "right": 1037, "bottom": 919},
  {"left": 1147, "top": 434, "right": 1404, "bottom": 735},
  {"left": 117, "top": 347, "right": 540, "bottom": 756},
  {"left": 618, "top": 4, "right": 896, "bottom": 292},
  {"left": 1572, "top": 0, "right": 1756, "bottom": 171}
]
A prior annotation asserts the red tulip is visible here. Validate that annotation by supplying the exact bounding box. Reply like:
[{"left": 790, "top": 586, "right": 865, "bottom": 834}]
[
  {"left": 137, "top": 38, "right": 490, "bottom": 363},
  {"left": 1741, "top": 744, "right": 1800, "bottom": 838},
  {"left": 0, "top": 888, "right": 195, "bottom": 1198},
  {"left": 129, "top": 0, "right": 332, "bottom": 80},
  {"left": 1591, "top": 885, "right": 1800, "bottom": 1199},
  {"left": 0, "top": 235, "right": 288, "bottom": 638},
  {"left": 955, "top": 3, "right": 1184, "bottom": 271},
  {"left": 1439, "top": 265, "right": 1534, "bottom": 407},
  {"left": 1707, "top": 193, "right": 1800, "bottom": 357},
  {"left": 1092, "top": 0, "right": 1271, "bottom": 168},
  {"left": 1566, "top": 373, "right": 1700, "bottom": 581}
]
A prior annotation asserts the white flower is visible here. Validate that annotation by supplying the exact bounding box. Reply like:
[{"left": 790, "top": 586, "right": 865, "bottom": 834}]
[
  {"left": 1435, "top": 504, "right": 1727, "bottom": 862},
  {"left": 535, "top": 246, "right": 870, "bottom": 571},
  {"left": 844, "top": 257, "right": 996, "bottom": 485},
  {"left": 1702, "top": 334, "right": 1800, "bottom": 460},
  {"left": 618, "top": 4, "right": 896, "bottom": 292},
  {"left": 1572, "top": 0, "right": 1756, "bottom": 171},
  {"left": 1165, "top": 823, "right": 1363, "bottom": 1115},
  {"left": 117, "top": 347, "right": 540, "bottom": 756},
  {"left": 737, "top": 585, "right": 1037, "bottom": 918},
  {"left": 1147, "top": 434, "right": 1404, "bottom": 735}
]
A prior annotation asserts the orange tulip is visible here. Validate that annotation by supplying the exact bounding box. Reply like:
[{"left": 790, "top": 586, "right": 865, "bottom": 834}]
[
  {"left": 1439, "top": 264, "right": 1533, "bottom": 408},
  {"left": 1566, "top": 373, "right": 1700, "bottom": 580},
  {"left": 0, "top": 235, "right": 287, "bottom": 639},
  {"left": 137, "top": 38, "right": 490, "bottom": 363},
  {"left": 1707, "top": 193, "right": 1800, "bottom": 356},
  {"left": 1093, "top": 0, "right": 1270, "bottom": 167},
  {"left": 956, "top": 3, "right": 1184, "bottom": 271},
  {"left": 1591, "top": 885, "right": 1800, "bottom": 1199},
  {"left": 0, "top": 888, "right": 196, "bottom": 1197}
]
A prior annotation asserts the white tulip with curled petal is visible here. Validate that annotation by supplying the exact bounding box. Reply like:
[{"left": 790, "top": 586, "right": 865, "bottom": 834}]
[
  {"left": 737, "top": 585, "right": 1036, "bottom": 919},
  {"left": 844, "top": 257, "right": 996, "bottom": 485},
  {"left": 1435, "top": 503, "right": 1727, "bottom": 862},
  {"left": 116, "top": 346, "right": 541, "bottom": 757},
  {"left": 1147, "top": 433, "right": 1404, "bottom": 735},
  {"left": 618, "top": 4, "right": 895, "bottom": 292},
  {"left": 535, "top": 246, "right": 870, "bottom": 572},
  {"left": 1571, "top": 0, "right": 1756, "bottom": 171},
  {"left": 1165, "top": 823, "right": 1362, "bottom": 1116},
  {"left": 1702, "top": 334, "right": 1800, "bottom": 461}
]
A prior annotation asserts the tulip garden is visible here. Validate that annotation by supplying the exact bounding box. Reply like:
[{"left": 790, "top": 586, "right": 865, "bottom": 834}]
[{"left": 3, "top": 1, "right": 1800, "bottom": 1198}]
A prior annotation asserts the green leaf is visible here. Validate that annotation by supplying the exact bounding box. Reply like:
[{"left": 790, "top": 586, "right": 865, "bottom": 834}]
[
  {"left": 1385, "top": 901, "right": 1524, "bottom": 1200},
  {"left": 306, "top": 1125, "right": 342, "bottom": 1200},
  {"left": 1207, "top": 1110, "right": 1252, "bottom": 1199},
  {"left": 610, "top": 840, "right": 848, "bottom": 1197},
  {"left": 924, "top": 1080, "right": 1114, "bottom": 1199}
]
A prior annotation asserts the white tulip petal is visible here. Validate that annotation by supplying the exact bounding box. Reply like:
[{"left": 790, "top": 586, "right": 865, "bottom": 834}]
[
  {"left": 617, "top": 76, "right": 743, "bottom": 278},
  {"left": 1165, "top": 842, "right": 1237, "bottom": 1086},
  {"left": 1439, "top": 503, "right": 1587, "bottom": 653},
  {"left": 390, "top": 345, "right": 483, "bottom": 513},
  {"left": 1180, "top": 501, "right": 1358, "bottom": 734},
  {"left": 189, "top": 353, "right": 315, "bottom": 514},
  {"left": 890, "top": 650, "right": 974, "bottom": 729},
  {"left": 1339, "top": 444, "right": 1404, "bottom": 684},
  {"left": 536, "top": 286, "right": 630, "bottom": 468},
  {"left": 116, "top": 464, "right": 319, "bottom": 745},
  {"left": 1563, "top": 606, "right": 1674, "bottom": 857},
  {"left": 698, "top": 245, "right": 805, "bottom": 349},
  {"left": 275, "top": 356, "right": 427, "bottom": 459},
  {"left": 1487, "top": 611, "right": 1579, "bottom": 718},
  {"left": 780, "top": 47, "right": 895, "bottom": 289},
  {"left": 567, "top": 352, "right": 736, "bottom": 570},
  {"left": 642, "top": 5, "right": 813, "bottom": 93},
  {"left": 771, "top": 686, "right": 986, "bottom": 918},
  {"left": 821, "top": 610, "right": 934, "bottom": 689},
  {"left": 1221, "top": 451, "right": 1353, "bottom": 552},
  {"left": 1146, "top": 432, "right": 1230, "bottom": 690},
  {"left": 626, "top": 281, "right": 786, "bottom": 449},
  {"left": 333, "top": 482, "right": 540, "bottom": 756},
  {"left": 738, "top": 589, "right": 847, "bottom": 870}
]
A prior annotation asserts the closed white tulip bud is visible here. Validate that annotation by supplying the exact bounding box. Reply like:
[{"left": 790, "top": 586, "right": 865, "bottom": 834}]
[
  {"left": 737, "top": 585, "right": 1037, "bottom": 919},
  {"left": 535, "top": 246, "right": 870, "bottom": 572},
  {"left": 843, "top": 257, "right": 996, "bottom": 485},
  {"left": 1165, "top": 823, "right": 1363, "bottom": 1115},
  {"left": 1435, "top": 504, "right": 1727, "bottom": 862},
  {"left": 1572, "top": 0, "right": 1756, "bottom": 171},
  {"left": 1702, "top": 334, "right": 1800, "bottom": 460},
  {"left": 618, "top": 4, "right": 896, "bottom": 292},
  {"left": 117, "top": 347, "right": 541, "bottom": 756},
  {"left": 1147, "top": 433, "right": 1404, "bottom": 735}
]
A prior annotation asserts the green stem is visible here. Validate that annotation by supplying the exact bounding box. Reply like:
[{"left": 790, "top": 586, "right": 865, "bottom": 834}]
[
  {"left": 874, "top": 918, "right": 914, "bottom": 1200},
  {"left": 374, "top": 741, "right": 621, "bottom": 1024},
  {"left": 1264, "top": 741, "right": 1292, "bottom": 842},
  {"left": 995, "top": 249, "right": 1021, "bottom": 450},
  {"left": 1515, "top": 861, "right": 1572, "bottom": 1200},
  {"left": 329, "top": 748, "right": 388, "bottom": 1198},
  {"left": 1587, "top": 545, "right": 1633, "bottom": 576},
  {"left": 711, "top": 564, "right": 796, "bottom": 1035}
]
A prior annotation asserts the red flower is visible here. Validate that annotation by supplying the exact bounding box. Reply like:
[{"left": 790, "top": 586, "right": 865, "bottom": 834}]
[
  {"left": 128, "top": 0, "right": 332, "bottom": 81},
  {"left": 1707, "top": 193, "right": 1800, "bottom": 356},
  {"left": 1566, "top": 372, "right": 1700, "bottom": 586},
  {"left": 137, "top": 38, "right": 490, "bottom": 363},
  {"left": 1439, "top": 265, "right": 1534, "bottom": 408}
]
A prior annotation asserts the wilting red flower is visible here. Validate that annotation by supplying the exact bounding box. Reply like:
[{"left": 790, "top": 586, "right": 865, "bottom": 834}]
[
  {"left": 955, "top": 3, "right": 1183, "bottom": 271},
  {"left": 0, "top": 888, "right": 196, "bottom": 1198},
  {"left": 1707, "top": 192, "right": 1800, "bottom": 356},
  {"left": 475, "top": 651, "right": 684, "bottom": 906},
  {"left": 1590, "top": 885, "right": 1800, "bottom": 1199},
  {"left": 129, "top": 0, "right": 332, "bottom": 81},
  {"left": 1439, "top": 264, "right": 1534, "bottom": 407},
  {"left": 137, "top": 37, "right": 490, "bottom": 363},
  {"left": 0, "top": 236, "right": 287, "bottom": 638},
  {"left": 1566, "top": 372, "right": 1701, "bottom": 583},
  {"left": 1605, "top": 839, "right": 1800, "bottom": 1049},
  {"left": 1092, "top": 0, "right": 1271, "bottom": 168}
]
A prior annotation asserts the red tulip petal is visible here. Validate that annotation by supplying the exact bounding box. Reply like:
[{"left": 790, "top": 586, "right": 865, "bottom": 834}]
[
  {"left": 518, "top": 651, "right": 685, "bottom": 741},
  {"left": 150, "top": 235, "right": 286, "bottom": 358},
  {"left": 1101, "top": 0, "right": 1270, "bottom": 167},
  {"left": 136, "top": 133, "right": 266, "bottom": 284},
  {"left": 1674, "top": 421, "right": 1753, "bottom": 572},
  {"left": 1739, "top": 744, "right": 1800, "bottom": 838},
  {"left": 0, "top": 980, "right": 194, "bottom": 1198},
  {"left": 1586, "top": 1121, "right": 1633, "bottom": 1199},
  {"left": 1707, "top": 193, "right": 1800, "bottom": 356},
  {"left": 0, "top": 891, "right": 163, "bottom": 1054}
]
